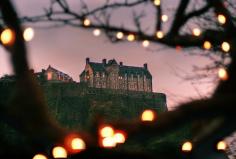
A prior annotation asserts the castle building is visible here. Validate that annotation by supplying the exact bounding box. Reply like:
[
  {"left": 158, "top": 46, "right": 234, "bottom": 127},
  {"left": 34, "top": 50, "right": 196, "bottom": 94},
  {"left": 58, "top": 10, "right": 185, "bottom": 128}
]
[
  {"left": 43, "top": 65, "right": 73, "bottom": 82},
  {"left": 80, "top": 58, "right": 152, "bottom": 92}
]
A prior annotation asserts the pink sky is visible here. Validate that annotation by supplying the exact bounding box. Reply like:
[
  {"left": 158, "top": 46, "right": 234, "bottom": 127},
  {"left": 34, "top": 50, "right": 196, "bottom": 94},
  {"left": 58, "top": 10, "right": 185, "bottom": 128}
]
[{"left": 0, "top": 0, "right": 217, "bottom": 109}]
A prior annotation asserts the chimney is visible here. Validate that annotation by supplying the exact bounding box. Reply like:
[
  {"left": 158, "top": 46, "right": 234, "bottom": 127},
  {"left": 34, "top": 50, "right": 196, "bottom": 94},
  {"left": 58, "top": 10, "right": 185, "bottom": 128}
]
[
  {"left": 144, "top": 63, "right": 148, "bottom": 69},
  {"left": 102, "top": 58, "right": 107, "bottom": 65},
  {"left": 120, "top": 62, "right": 123, "bottom": 66},
  {"left": 86, "top": 57, "right": 90, "bottom": 64}
]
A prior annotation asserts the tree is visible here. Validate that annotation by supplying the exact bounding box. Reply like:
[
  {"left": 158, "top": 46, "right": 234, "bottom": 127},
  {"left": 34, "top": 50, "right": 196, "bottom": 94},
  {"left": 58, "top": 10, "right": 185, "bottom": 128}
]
[{"left": 0, "top": 0, "right": 236, "bottom": 158}]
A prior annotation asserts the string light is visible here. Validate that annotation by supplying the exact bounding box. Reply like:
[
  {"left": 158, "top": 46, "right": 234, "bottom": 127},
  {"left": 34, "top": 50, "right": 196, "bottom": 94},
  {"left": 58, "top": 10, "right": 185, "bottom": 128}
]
[
  {"left": 127, "top": 34, "right": 135, "bottom": 41},
  {"left": 221, "top": 41, "right": 230, "bottom": 52},
  {"left": 217, "top": 14, "right": 226, "bottom": 24},
  {"left": 32, "top": 154, "right": 47, "bottom": 159},
  {"left": 0, "top": 28, "right": 15, "bottom": 45},
  {"left": 116, "top": 32, "right": 124, "bottom": 39},
  {"left": 203, "top": 41, "right": 211, "bottom": 50},
  {"left": 181, "top": 141, "right": 193, "bottom": 152},
  {"left": 93, "top": 29, "right": 101, "bottom": 36},
  {"left": 156, "top": 31, "right": 164, "bottom": 39},
  {"left": 217, "top": 141, "right": 227, "bottom": 151},
  {"left": 83, "top": 18, "right": 91, "bottom": 26},
  {"left": 52, "top": 146, "right": 67, "bottom": 158},
  {"left": 192, "top": 28, "right": 201, "bottom": 36},
  {"left": 153, "top": 0, "right": 161, "bottom": 6},
  {"left": 141, "top": 109, "right": 155, "bottom": 121},
  {"left": 161, "top": 15, "right": 168, "bottom": 22},
  {"left": 218, "top": 68, "right": 228, "bottom": 81},
  {"left": 23, "top": 27, "right": 34, "bottom": 41},
  {"left": 100, "top": 126, "right": 114, "bottom": 138},
  {"left": 71, "top": 138, "right": 86, "bottom": 151},
  {"left": 102, "top": 137, "right": 116, "bottom": 148},
  {"left": 142, "top": 40, "right": 150, "bottom": 47},
  {"left": 114, "top": 132, "right": 126, "bottom": 144}
]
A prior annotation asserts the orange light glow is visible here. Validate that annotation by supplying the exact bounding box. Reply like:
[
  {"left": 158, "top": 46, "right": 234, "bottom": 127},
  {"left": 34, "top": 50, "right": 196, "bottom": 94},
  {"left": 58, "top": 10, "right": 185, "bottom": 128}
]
[
  {"left": 114, "top": 132, "right": 126, "bottom": 144},
  {"left": 100, "top": 126, "right": 114, "bottom": 138},
  {"left": 71, "top": 137, "right": 86, "bottom": 151},
  {"left": 141, "top": 109, "right": 155, "bottom": 121},
  {"left": 47, "top": 72, "right": 52, "bottom": 80},
  {"left": 83, "top": 19, "right": 91, "bottom": 26},
  {"left": 102, "top": 137, "right": 116, "bottom": 148},
  {"left": 1, "top": 28, "right": 15, "bottom": 45},
  {"left": 156, "top": 31, "right": 164, "bottom": 39},
  {"left": 217, "top": 141, "right": 227, "bottom": 150},
  {"left": 52, "top": 146, "right": 67, "bottom": 158},
  {"left": 182, "top": 141, "right": 193, "bottom": 152},
  {"left": 217, "top": 14, "right": 226, "bottom": 24},
  {"left": 32, "top": 154, "right": 47, "bottom": 159},
  {"left": 218, "top": 68, "right": 228, "bottom": 81},
  {"left": 23, "top": 27, "right": 34, "bottom": 41},
  {"left": 127, "top": 34, "right": 135, "bottom": 41},
  {"left": 203, "top": 41, "right": 211, "bottom": 50}
]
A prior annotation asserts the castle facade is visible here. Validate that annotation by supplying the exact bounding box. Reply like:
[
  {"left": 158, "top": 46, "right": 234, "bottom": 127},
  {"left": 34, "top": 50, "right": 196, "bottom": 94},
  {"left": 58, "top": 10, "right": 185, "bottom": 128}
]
[{"left": 80, "top": 58, "right": 152, "bottom": 92}]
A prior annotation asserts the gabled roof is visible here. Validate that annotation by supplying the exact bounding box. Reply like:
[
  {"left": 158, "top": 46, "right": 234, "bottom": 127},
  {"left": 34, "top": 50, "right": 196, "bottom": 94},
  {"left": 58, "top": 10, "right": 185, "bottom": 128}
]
[
  {"left": 107, "top": 59, "right": 118, "bottom": 65},
  {"left": 88, "top": 62, "right": 106, "bottom": 72},
  {"left": 119, "top": 66, "right": 152, "bottom": 78},
  {"left": 47, "top": 65, "right": 72, "bottom": 79}
]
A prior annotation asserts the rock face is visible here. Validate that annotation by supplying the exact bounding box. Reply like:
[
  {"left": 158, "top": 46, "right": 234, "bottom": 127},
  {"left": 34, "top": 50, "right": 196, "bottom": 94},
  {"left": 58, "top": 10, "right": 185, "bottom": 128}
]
[{"left": 0, "top": 82, "right": 167, "bottom": 130}]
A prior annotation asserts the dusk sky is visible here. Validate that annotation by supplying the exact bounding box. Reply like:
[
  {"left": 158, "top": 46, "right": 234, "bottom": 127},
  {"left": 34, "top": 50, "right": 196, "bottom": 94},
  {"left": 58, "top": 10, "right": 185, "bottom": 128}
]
[{"left": 0, "top": 0, "right": 217, "bottom": 109}]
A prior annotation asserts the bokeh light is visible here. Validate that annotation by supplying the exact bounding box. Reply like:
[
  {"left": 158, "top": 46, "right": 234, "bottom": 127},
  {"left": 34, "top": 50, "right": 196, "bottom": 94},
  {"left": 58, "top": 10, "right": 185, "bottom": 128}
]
[
  {"left": 71, "top": 137, "right": 86, "bottom": 151},
  {"left": 182, "top": 141, "right": 193, "bottom": 152},
  {"left": 1, "top": 28, "right": 15, "bottom": 45},
  {"left": 23, "top": 27, "right": 34, "bottom": 41},
  {"left": 218, "top": 68, "right": 228, "bottom": 81},
  {"left": 93, "top": 29, "right": 101, "bottom": 36},
  {"left": 52, "top": 146, "right": 67, "bottom": 158},
  {"left": 127, "top": 34, "right": 135, "bottom": 41},
  {"left": 154, "top": 0, "right": 161, "bottom": 6},
  {"left": 203, "top": 41, "right": 211, "bottom": 50},
  {"left": 217, "top": 141, "right": 227, "bottom": 151},
  {"left": 192, "top": 28, "right": 201, "bottom": 36},
  {"left": 142, "top": 40, "right": 150, "bottom": 47},
  {"left": 217, "top": 14, "right": 226, "bottom": 24},
  {"left": 221, "top": 41, "right": 230, "bottom": 52},
  {"left": 83, "top": 19, "right": 91, "bottom": 26},
  {"left": 141, "top": 109, "right": 155, "bottom": 121},
  {"left": 32, "top": 154, "right": 47, "bottom": 159},
  {"left": 114, "top": 132, "right": 126, "bottom": 144},
  {"left": 116, "top": 32, "right": 124, "bottom": 39},
  {"left": 100, "top": 126, "right": 114, "bottom": 138},
  {"left": 156, "top": 31, "right": 164, "bottom": 39},
  {"left": 102, "top": 137, "right": 116, "bottom": 148},
  {"left": 161, "top": 15, "right": 168, "bottom": 22}
]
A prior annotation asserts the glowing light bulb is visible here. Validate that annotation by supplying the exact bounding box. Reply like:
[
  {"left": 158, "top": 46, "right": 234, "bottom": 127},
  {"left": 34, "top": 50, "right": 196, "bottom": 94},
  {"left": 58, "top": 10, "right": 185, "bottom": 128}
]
[
  {"left": 93, "top": 29, "right": 101, "bottom": 36},
  {"left": 100, "top": 126, "right": 114, "bottom": 138},
  {"left": 217, "top": 141, "right": 227, "bottom": 150},
  {"left": 161, "top": 15, "right": 168, "bottom": 22},
  {"left": 127, "top": 34, "right": 135, "bottom": 41},
  {"left": 0, "top": 28, "right": 15, "bottom": 45},
  {"left": 218, "top": 68, "right": 228, "bottom": 81},
  {"left": 192, "top": 28, "right": 201, "bottom": 36},
  {"left": 83, "top": 19, "right": 91, "bottom": 26},
  {"left": 141, "top": 109, "right": 155, "bottom": 121},
  {"left": 114, "top": 132, "right": 126, "bottom": 144},
  {"left": 221, "top": 41, "right": 230, "bottom": 52},
  {"left": 156, "top": 31, "right": 164, "bottom": 39},
  {"left": 116, "top": 32, "right": 124, "bottom": 39},
  {"left": 154, "top": 0, "right": 161, "bottom": 6},
  {"left": 182, "top": 141, "right": 193, "bottom": 152},
  {"left": 71, "top": 138, "right": 86, "bottom": 151},
  {"left": 52, "top": 146, "right": 67, "bottom": 158},
  {"left": 203, "top": 41, "right": 211, "bottom": 50},
  {"left": 217, "top": 14, "right": 226, "bottom": 24},
  {"left": 23, "top": 27, "right": 34, "bottom": 41},
  {"left": 32, "top": 154, "right": 47, "bottom": 159},
  {"left": 142, "top": 40, "right": 150, "bottom": 47},
  {"left": 102, "top": 137, "right": 116, "bottom": 148}
]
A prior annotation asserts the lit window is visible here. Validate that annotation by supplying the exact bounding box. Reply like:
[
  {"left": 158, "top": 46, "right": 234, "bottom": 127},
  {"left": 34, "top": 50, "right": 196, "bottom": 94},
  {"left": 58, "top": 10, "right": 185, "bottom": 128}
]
[{"left": 47, "top": 72, "right": 52, "bottom": 80}]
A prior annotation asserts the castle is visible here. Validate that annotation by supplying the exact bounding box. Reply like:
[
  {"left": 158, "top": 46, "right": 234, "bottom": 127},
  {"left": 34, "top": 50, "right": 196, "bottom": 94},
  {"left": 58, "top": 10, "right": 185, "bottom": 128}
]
[{"left": 80, "top": 58, "right": 152, "bottom": 92}]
